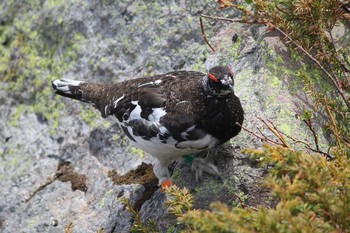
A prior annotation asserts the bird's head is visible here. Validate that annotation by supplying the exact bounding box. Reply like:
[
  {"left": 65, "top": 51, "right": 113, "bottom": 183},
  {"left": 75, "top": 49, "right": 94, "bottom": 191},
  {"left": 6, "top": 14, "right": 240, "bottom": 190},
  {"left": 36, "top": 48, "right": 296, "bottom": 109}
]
[{"left": 202, "top": 66, "right": 235, "bottom": 98}]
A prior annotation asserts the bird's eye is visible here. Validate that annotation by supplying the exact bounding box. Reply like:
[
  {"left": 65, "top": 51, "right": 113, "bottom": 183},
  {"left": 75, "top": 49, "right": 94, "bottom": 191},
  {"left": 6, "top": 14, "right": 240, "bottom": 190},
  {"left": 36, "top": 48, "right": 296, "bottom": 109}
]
[{"left": 208, "top": 73, "right": 219, "bottom": 83}]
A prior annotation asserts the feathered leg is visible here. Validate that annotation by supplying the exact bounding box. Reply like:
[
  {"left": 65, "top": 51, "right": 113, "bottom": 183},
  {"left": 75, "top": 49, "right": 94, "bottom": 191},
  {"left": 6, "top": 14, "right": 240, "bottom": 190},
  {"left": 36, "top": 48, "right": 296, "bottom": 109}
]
[
  {"left": 190, "top": 148, "right": 222, "bottom": 182},
  {"left": 153, "top": 159, "right": 173, "bottom": 189}
]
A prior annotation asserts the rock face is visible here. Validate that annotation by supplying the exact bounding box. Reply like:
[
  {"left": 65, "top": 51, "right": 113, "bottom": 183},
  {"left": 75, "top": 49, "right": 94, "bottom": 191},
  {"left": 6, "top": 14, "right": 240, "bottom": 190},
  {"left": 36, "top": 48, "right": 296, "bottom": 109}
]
[{"left": 0, "top": 1, "right": 327, "bottom": 233}]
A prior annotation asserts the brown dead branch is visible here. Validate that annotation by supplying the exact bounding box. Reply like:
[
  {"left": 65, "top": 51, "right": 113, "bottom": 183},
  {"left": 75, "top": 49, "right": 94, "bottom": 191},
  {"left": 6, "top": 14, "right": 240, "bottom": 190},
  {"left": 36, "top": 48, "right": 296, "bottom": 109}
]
[
  {"left": 25, "top": 173, "right": 58, "bottom": 202},
  {"left": 237, "top": 118, "right": 336, "bottom": 160},
  {"left": 299, "top": 116, "right": 320, "bottom": 151},
  {"left": 236, "top": 122, "right": 282, "bottom": 146},
  {"left": 323, "top": 97, "right": 342, "bottom": 148},
  {"left": 199, "top": 16, "right": 216, "bottom": 52},
  {"left": 257, "top": 117, "right": 291, "bottom": 148}
]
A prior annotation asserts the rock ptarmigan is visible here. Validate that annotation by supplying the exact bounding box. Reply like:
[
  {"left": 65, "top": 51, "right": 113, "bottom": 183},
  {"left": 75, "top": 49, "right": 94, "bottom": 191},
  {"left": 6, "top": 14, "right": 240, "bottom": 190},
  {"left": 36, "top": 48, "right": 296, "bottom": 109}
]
[{"left": 52, "top": 66, "right": 244, "bottom": 188}]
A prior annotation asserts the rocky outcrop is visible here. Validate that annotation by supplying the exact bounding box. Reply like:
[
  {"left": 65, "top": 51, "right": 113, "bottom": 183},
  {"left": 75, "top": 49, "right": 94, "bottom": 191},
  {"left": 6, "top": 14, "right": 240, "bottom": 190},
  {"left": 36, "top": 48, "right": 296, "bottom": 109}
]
[{"left": 0, "top": 1, "right": 327, "bottom": 232}]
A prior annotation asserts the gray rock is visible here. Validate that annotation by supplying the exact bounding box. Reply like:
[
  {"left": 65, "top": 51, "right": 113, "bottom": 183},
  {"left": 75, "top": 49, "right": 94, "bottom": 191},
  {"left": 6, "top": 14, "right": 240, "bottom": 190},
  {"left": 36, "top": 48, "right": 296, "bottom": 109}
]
[{"left": 0, "top": 0, "right": 330, "bottom": 233}]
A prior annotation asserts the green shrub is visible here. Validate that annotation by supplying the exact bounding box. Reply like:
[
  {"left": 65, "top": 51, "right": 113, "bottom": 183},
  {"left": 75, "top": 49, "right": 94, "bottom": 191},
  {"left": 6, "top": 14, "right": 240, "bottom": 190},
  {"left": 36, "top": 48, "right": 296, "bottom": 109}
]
[{"left": 165, "top": 145, "right": 349, "bottom": 233}]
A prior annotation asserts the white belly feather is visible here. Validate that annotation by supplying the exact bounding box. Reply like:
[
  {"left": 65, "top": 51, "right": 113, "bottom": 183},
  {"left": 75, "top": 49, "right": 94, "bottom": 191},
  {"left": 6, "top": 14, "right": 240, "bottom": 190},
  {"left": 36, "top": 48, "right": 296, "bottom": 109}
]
[{"left": 115, "top": 99, "right": 219, "bottom": 161}]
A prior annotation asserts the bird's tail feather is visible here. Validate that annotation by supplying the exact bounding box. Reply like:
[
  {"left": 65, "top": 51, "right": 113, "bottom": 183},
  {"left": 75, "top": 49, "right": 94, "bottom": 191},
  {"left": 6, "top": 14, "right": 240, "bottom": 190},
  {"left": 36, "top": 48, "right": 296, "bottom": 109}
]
[{"left": 52, "top": 78, "right": 89, "bottom": 102}]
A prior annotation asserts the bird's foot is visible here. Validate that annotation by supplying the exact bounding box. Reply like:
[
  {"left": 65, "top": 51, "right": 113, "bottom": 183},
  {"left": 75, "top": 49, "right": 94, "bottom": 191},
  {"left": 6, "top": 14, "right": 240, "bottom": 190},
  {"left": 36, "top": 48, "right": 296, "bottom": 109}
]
[
  {"left": 160, "top": 178, "right": 173, "bottom": 192},
  {"left": 190, "top": 157, "right": 222, "bottom": 182}
]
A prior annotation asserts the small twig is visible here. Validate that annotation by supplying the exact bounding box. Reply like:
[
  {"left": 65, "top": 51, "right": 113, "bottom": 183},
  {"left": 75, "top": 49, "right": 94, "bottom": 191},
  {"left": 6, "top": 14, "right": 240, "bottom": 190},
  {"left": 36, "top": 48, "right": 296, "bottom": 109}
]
[
  {"left": 25, "top": 173, "right": 58, "bottom": 202},
  {"left": 199, "top": 16, "right": 216, "bottom": 52},
  {"left": 257, "top": 117, "right": 290, "bottom": 148},
  {"left": 279, "top": 131, "right": 334, "bottom": 160},
  {"left": 200, "top": 14, "right": 264, "bottom": 25},
  {"left": 323, "top": 97, "right": 342, "bottom": 147},
  {"left": 342, "top": 53, "right": 350, "bottom": 71},
  {"left": 266, "top": 118, "right": 290, "bottom": 148},
  {"left": 328, "top": 29, "right": 350, "bottom": 85},
  {"left": 236, "top": 122, "right": 282, "bottom": 146},
  {"left": 308, "top": 147, "right": 335, "bottom": 160},
  {"left": 201, "top": 14, "right": 245, "bottom": 23},
  {"left": 257, "top": 128, "right": 285, "bottom": 146},
  {"left": 237, "top": 118, "right": 336, "bottom": 159},
  {"left": 280, "top": 131, "right": 313, "bottom": 148},
  {"left": 301, "top": 118, "right": 320, "bottom": 151},
  {"left": 343, "top": 140, "right": 350, "bottom": 149},
  {"left": 231, "top": 192, "right": 258, "bottom": 211},
  {"left": 275, "top": 5, "right": 291, "bottom": 16},
  {"left": 65, "top": 222, "right": 74, "bottom": 233}
]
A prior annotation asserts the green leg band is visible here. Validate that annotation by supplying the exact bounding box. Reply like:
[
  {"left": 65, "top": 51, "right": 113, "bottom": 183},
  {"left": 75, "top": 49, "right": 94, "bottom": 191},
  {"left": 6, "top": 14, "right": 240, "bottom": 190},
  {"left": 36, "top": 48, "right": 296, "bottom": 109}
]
[{"left": 182, "top": 154, "right": 195, "bottom": 165}]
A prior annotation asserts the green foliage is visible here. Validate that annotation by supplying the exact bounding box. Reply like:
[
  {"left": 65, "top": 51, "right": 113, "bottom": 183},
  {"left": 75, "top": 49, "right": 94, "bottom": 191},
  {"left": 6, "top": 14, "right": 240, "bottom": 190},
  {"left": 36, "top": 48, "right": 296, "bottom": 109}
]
[
  {"left": 121, "top": 198, "right": 159, "bottom": 233},
  {"left": 64, "top": 222, "right": 74, "bottom": 233},
  {"left": 167, "top": 145, "right": 350, "bottom": 233},
  {"left": 247, "top": 145, "right": 350, "bottom": 229},
  {"left": 164, "top": 186, "right": 194, "bottom": 217},
  {"left": 181, "top": 200, "right": 333, "bottom": 233}
]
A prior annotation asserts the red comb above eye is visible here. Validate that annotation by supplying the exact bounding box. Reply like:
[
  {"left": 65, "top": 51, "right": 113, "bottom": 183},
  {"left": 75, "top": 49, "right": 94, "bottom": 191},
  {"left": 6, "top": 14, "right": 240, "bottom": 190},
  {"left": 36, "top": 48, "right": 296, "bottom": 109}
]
[{"left": 208, "top": 73, "right": 219, "bottom": 82}]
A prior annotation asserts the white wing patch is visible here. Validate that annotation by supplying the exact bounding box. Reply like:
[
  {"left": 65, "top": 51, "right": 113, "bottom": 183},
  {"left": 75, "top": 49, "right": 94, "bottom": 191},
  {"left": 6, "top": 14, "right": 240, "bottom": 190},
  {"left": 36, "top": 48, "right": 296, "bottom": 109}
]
[
  {"left": 180, "top": 125, "right": 195, "bottom": 139},
  {"left": 104, "top": 105, "right": 109, "bottom": 116},
  {"left": 129, "top": 101, "right": 142, "bottom": 120},
  {"left": 176, "top": 134, "right": 218, "bottom": 150},
  {"left": 137, "top": 79, "right": 162, "bottom": 88},
  {"left": 126, "top": 101, "right": 166, "bottom": 122},
  {"left": 154, "top": 79, "right": 162, "bottom": 85},
  {"left": 113, "top": 94, "right": 125, "bottom": 108},
  {"left": 148, "top": 107, "right": 166, "bottom": 121}
]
